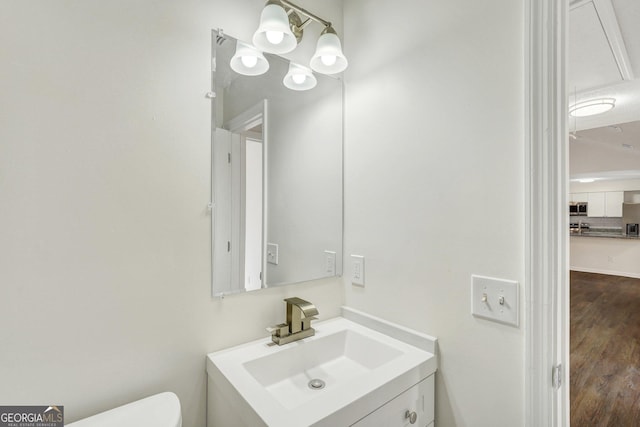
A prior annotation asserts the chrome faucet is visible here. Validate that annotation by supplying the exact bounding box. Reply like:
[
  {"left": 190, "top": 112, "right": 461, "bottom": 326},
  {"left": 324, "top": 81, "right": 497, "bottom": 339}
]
[{"left": 267, "top": 297, "right": 319, "bottom": 345}]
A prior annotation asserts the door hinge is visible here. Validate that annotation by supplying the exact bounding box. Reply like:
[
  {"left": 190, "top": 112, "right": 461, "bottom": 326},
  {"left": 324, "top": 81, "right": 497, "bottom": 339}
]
[
  {"left": 228, "top": 153, "right": 231, "bottom": 163},
  {"left": 552, "top": 364, "right": 563, "bottom": 389},
  {"left": 227, "top": 241, "right": 231, "bottom": 252}
]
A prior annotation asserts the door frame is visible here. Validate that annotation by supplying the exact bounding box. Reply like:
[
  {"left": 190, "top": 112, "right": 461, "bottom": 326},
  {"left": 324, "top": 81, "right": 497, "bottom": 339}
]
[
  {"left": 525, "top": 0, "right": 570, "bottom": 426},
  {"left": 225, "top": 100, "right": 269, "bottom": 290}
]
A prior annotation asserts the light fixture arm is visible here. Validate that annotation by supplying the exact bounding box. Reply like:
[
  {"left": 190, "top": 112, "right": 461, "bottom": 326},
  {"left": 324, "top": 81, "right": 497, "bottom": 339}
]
[
  {"left": 252, "top": 0, "right": 347, "bottom": 76},
  {"left": 277, "top": 0, "right": 332, "bottom": 30}
]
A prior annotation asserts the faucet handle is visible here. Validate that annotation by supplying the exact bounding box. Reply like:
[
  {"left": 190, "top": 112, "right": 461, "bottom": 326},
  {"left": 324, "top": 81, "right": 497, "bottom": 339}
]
[{"left": 266, "top": 323, "right": 289, "bottom": 338}]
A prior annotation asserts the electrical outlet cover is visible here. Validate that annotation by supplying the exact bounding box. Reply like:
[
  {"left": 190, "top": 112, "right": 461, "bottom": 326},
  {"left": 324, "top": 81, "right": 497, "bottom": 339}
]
[
  {"left": 324, "top": 250, "right": 336, "bottom": 275},
  {"left": 351, "top": 255, "right": 364, "bottom": 286}
]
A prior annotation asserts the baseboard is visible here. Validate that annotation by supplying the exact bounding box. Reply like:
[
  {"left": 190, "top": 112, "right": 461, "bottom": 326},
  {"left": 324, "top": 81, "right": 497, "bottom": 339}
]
[{"left": 570, "top": 266, "right": 640, "bottom": 279}]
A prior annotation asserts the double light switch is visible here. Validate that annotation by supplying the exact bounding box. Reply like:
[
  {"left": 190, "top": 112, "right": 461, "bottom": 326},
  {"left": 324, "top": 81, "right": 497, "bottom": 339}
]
[{"left": 471, "top": 275, "right": 519, "bottom": 327}]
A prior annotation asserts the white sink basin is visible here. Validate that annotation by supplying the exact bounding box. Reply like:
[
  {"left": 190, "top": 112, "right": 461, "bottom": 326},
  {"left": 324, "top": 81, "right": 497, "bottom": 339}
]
[
  {"left": 244, "top": 328, "right": 404, "bottom": 410},
  {"left": 207, "top": 307, "right": 438, "bottom": 427}
]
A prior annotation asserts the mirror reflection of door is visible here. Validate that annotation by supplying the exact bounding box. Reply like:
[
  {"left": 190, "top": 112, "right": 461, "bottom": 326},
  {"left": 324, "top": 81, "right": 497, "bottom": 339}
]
[
  {"left": 243, "top": 134, "right": 263, "bottom": 291},
  {"left": 213, "top": 118, "right": 263, "bottom": 295}
]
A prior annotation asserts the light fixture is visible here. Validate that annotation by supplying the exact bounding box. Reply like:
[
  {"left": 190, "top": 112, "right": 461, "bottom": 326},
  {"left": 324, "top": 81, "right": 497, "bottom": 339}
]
[
  {"left": 251, "top": 0, "right": 347, "bottom": 74},
  {"left": 578, "top": 178, "right": 596, "bottom": 183},
  {"left": 252, "top": 0, "right": 299, "bottom": 54},
  {"left": 310, "top": 26, "right": 348, "bottom": 74},
  {"left": 569, "top": 98, "right": 616, "bottom": 117},
  {"left": 230, "top": 40, "right": 269, "bottom": 76},
  {"left": 283, "top": 63, "right": 317, "bottom": 91}
]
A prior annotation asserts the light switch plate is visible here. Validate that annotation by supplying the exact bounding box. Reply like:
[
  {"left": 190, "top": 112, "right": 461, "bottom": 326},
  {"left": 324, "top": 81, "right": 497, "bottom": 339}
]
[
  {"left": 351, "top": 255, "right": 365, "bottom": 286},
  {"left": 267, "top": 243, "right": 278, "bottom": 265},
  {"left": 471, "top": 275, "right": 519, "bottom": 327}
]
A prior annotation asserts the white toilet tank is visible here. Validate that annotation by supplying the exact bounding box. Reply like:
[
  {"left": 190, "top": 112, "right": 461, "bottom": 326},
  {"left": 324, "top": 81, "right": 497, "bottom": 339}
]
[{"left": 67, "top": 392, "right": 181, "bottom": 427}]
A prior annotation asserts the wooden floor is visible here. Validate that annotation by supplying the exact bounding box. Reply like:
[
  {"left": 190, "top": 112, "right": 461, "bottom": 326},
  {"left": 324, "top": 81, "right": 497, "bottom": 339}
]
[{"left": 570, "top": 271, "right": 640, "bottom": 426}]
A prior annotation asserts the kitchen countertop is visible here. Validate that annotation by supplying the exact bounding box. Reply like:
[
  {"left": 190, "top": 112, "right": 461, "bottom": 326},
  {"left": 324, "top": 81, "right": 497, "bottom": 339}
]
[{"left": 571, "top": 228, "right": 640, "bottom": 239}]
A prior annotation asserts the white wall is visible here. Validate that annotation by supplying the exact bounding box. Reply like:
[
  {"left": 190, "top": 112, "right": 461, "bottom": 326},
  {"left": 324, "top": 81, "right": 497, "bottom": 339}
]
[
  {"left": 342, "top": 1, "right": 526, "bottom": 426},
  {"left": 0, "top": 1, "right": 343, "bottom": 426},
  {"left": 2, "top": 0, "right": 529, "bottom": 425},
  {"left": 265, "top": 86, "right": 343, "bottom": 285}
]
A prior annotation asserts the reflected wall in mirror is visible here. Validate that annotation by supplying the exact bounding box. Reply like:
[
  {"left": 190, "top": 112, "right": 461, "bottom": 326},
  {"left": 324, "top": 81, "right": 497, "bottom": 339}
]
[{"left": 211, "top": 30, "right": 343, "bottom": 297}]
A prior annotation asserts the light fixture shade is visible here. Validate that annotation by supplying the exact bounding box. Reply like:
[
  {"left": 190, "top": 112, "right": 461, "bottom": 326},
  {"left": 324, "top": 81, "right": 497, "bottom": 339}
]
[
  {"left": 309, "top": 30, "right": 348, "bottom": 74},
  {"left": 283, "top": 63, "right": 317, "bottom": 91},
  {"left": 230, "top": 41, "right": 269, "bottom": 76},
  {"left": 569, "top": 98, "right": 616, "bottom": 117},
  {"left": 252, "top": 4, "right": 297, "bottom": 54}
]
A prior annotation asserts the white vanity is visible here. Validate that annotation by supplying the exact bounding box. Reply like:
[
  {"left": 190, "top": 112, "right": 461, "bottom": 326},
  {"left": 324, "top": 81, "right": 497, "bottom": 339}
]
[{"left": 206, "top": 307, "right": 437, "bottom": 426}]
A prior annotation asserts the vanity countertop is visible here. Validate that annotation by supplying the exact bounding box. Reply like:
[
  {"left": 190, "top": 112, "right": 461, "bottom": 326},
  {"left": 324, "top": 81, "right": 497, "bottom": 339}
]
[{"left": 206, "top": 307, "right": 438, "bottom": 427}]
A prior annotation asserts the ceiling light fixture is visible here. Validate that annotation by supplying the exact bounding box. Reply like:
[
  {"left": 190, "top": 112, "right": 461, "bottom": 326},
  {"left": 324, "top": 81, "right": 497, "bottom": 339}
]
[
  {"left": 569, "top": 98, "right": 616, "bottom": 117},
  {"left": 283, "top": 63, "right": 317, "bottom": 91},
  {"left": 230, "top": 41, "right": 270, "bottom": 76},
  {"left": 252, "top": 0, "right": 347, "bottom": 74}
]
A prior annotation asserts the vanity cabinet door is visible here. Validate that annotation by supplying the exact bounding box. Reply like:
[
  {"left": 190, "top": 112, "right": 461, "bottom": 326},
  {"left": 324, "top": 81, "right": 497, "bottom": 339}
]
[{"left": 351, "top": 375, "right": 435, "bottom": 427}]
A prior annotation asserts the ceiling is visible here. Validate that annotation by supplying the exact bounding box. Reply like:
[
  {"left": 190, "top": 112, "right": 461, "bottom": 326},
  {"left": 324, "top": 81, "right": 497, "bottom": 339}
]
[
  {"left": 571, "top": 120, "right": 640, "bottom": 179},
  {"left": 569, "top": 0, "right": 640, "bottom": 180}
]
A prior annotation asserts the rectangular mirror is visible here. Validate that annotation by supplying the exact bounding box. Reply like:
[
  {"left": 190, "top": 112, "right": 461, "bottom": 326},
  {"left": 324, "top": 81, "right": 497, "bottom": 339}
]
[{"left": 211, "top": 30, "right": 343, "bottom": 297}]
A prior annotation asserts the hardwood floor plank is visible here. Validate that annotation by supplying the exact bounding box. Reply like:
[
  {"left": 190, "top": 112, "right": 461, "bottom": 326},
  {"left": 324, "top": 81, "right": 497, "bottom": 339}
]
[{"left": 570, "top": 271, "right": 640, "bottom": 426}]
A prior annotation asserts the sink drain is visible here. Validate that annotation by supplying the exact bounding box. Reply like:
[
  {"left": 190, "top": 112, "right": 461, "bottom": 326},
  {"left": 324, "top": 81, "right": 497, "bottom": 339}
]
[{"left": 308, "top": 378, "right": 326, "bottom": 390}]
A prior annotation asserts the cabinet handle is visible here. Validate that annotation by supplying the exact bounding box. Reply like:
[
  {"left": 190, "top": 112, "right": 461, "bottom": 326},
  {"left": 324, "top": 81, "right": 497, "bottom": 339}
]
[{"left": 405, "top": 410, "right": 418, "bottom": 424}]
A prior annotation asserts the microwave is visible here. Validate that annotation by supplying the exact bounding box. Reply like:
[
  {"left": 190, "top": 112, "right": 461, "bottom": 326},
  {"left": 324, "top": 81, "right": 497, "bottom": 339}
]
[{"left": 569, "top": 202, "right": 588, "bottom": 216}]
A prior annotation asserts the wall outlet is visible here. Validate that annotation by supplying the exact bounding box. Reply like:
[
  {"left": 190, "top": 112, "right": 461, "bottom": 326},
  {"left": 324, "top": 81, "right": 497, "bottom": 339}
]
[
  {"left": 351, "top": 255, "right": 365, "bottom": 286},
  {"left": 324, "top": 251, "right": 336, "bottom": 275},
  {"left": 471, "top": 275, "right": 519, "bottom": 327},
  {"left": 267, "top": 243, "right": 279, "bottom": 265}
]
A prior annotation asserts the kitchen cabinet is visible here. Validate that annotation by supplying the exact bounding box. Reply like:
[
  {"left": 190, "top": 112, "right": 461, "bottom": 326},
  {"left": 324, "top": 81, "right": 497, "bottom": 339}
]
[
  {"left": 587, "top": 193, "right": 605, "bottom": 217},
  {"left": 570, "top": 193, "right": 589, "bottom": 203},
  {"left": 351, "top": 375, "right": 434, "bottom": 427},
  {"left": 606, "top": 191, "right": 624, "bottom": 217},
  {"left": 587, "top": 191, "right": 623, "bottom": 217}
]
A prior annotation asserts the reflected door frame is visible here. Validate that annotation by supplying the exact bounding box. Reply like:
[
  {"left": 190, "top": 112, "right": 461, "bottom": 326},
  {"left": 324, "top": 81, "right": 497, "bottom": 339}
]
[
  {"left": 226, "top": 100, "right": 268, "bottom": 291},
  {"left": 526, "top": 0, "right": 570, "bottom": 426}
]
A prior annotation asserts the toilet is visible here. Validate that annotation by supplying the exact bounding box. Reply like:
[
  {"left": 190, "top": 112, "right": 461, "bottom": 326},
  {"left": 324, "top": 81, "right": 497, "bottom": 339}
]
[{"left": 67, "top": 392, "right": 181, "bottom": 427}]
